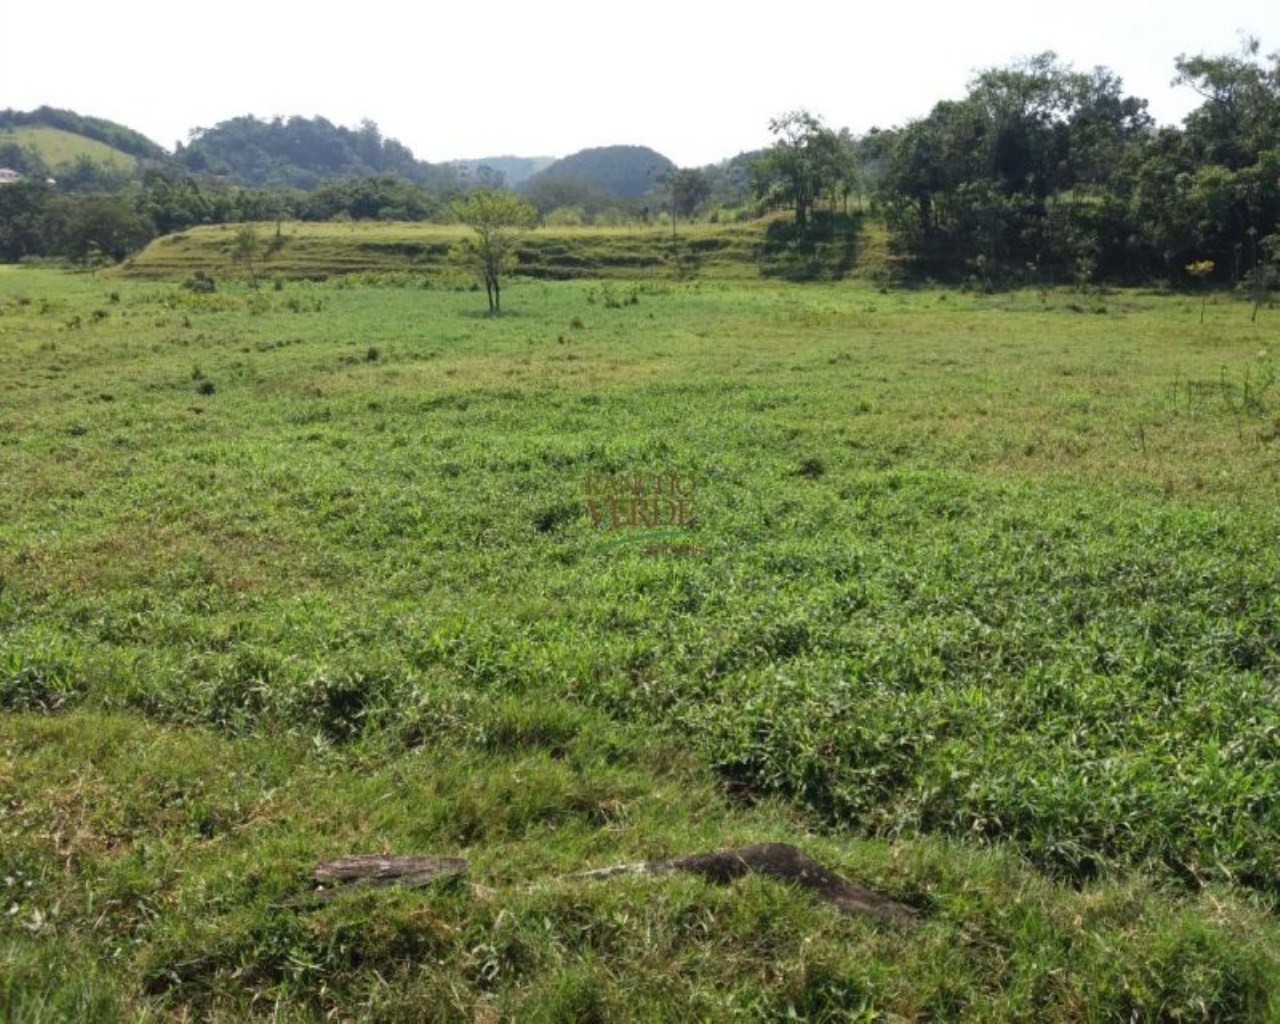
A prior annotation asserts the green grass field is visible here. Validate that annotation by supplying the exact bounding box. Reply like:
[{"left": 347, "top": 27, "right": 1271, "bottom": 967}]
[
  {"left": 2, "top": 264, "right": 1278, "bottom": 1020},
  {"left": 0, "top": 126, "right": 138, "bottom": 172}
]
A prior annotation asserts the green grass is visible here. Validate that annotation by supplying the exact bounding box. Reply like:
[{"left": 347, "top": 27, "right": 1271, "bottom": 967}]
[
  {"left": 0, "top": 126, "right": 138, "bottom": 172},
  {"left": 1, "top": 266, "right": 1279, "bottom": 1019}
]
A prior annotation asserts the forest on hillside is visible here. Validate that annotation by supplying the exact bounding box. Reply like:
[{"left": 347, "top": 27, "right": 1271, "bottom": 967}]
[
  {"left": 1, "top": 41, "right": 1277, "bottom": 288},
  {"left": 173, "top": 115, "right": 460, "bottom": 191}
]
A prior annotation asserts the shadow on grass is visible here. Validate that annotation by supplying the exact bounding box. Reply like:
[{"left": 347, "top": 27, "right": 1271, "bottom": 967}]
[
  {"left": 758, "top": 213, "right": 862, "bottom": 281},
  {"left": 456, "top": 306, "right": 532, "bottom": 320}
]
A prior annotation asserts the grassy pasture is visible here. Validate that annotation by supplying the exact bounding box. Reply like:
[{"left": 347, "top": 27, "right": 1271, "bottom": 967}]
[
  {"left": 1, "top": 265, "right": 1279, "bottom": 1019},
  {"left": 0, "top": 126, "right": 138, "bottom": 172}
]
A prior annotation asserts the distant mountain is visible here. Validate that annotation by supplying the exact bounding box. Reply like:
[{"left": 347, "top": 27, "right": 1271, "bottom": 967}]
[
  {"left": 174, "top": 115, "right": 459, "bottom": 191},
  {"left": 450, "top": 155, "right": 556, "bottom": 189},
  {"left": 525, "top": 145, "right": 676, "bottom": 199}
]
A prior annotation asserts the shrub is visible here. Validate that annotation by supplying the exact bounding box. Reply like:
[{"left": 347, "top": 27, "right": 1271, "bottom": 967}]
[{"left": 182, "top": 272, "right": 216, "bottom": 293}]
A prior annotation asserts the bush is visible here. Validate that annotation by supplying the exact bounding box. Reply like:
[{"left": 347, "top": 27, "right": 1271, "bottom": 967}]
[{"left": 182, "top": 271, "right": 216, "bottom": 293}]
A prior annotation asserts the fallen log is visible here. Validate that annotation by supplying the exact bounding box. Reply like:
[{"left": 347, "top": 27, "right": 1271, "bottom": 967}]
[
  {"left": 313, "top": 855, "right": 468, "bottom": 897},
  {"left": 311, "top": 843, "right": 913, "bottom": 923}
]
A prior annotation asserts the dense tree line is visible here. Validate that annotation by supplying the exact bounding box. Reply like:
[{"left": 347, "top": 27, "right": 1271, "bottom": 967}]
[
  {"left": 879, "top": 46, "right": 1278, "bottom": 286},
  {"left": 748, "top": 42, "right": 1278, "bottom": 288},
  {"left": 0, "top": 181, "right": 153, "bottom": 263},
  {"left": 875, "top": 53, "right": 1155, "bottom": 283}
]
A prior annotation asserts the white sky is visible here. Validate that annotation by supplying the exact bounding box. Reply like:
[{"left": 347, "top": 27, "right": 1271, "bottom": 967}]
[{"left": 1, "top": 1, "right": 1275, "bottom": 167}]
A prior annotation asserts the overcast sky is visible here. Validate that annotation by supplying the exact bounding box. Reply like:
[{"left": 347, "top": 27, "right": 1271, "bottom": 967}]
[{"left": 1, "top": 1, "right": 1275, "bottom": 167}]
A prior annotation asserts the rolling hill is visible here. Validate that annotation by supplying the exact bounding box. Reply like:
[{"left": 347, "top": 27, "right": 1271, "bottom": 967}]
[
  {"left": 525, "top": 145, "right": 676, "bottom": 199},
  {"left": 0, "top": 109, "right": 696, "bottom": 201}
]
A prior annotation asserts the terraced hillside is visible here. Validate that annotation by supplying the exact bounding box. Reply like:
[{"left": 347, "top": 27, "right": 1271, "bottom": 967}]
[{"left": 121, "top": 217, "right": 888, "bottom": 282}]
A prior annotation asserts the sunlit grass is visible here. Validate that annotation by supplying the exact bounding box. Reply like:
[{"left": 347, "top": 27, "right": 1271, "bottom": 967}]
[{"left": 1, "top": 267, "right": 1278, "bottom": 1019}]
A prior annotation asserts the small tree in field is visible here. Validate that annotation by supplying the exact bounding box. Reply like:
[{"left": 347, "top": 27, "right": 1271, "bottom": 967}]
[
  {"left": 1185, "top": 259, "right": 1215, "bottom": 322},
  {"left": 231, "top": 224, "right": 261, "bottom": 287},
  {"left": 452, "top": 190, "right": 536, "bottom": 314}
]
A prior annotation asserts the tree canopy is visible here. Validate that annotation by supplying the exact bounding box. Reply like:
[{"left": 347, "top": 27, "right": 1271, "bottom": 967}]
[
  {"left": 751, "top": 112, "right": 853, "bottom": 226},
  {"left": 175, "top": 115, "right": 459, "bottom": 191},
  {"left": 874, "top": 44, "right": 1278, "bottom": 286}
]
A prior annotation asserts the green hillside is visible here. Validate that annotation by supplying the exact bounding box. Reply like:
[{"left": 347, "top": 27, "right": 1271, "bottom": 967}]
[
  {"left": 0, "top": 106, "right": 166, "bottom": 161},
  {"left": 0, "top": 126, "right": 137, "bottom": 172},
  {"left": 527, "top": 145, "right": 676, "bottom": 199}
]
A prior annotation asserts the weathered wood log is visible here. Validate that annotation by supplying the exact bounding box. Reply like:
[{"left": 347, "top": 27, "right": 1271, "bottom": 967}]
[
  {"left": 313, "top": 855, "right": 468, "bottom": 894},
  {"left": 310, "top": 844, "right": 913, "bottom": 924}
]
